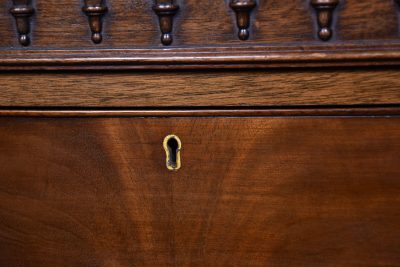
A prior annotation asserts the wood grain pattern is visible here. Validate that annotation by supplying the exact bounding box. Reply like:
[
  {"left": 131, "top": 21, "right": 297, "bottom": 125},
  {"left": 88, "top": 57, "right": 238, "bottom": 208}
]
[
  {"left": 0, "top": 116, "right": 399, "bottom": 266},
  {"left": 1, "top": 68, "right": 400, "bottom": 107},
  {"left": 0, "top": 0, "right": 400, "bottom": 68},
  {"left": 338, "top": 0, "right": 398, "bottom": 40},
  {"left": 4, "top": 45, "right": 400, "bottom": 70}
]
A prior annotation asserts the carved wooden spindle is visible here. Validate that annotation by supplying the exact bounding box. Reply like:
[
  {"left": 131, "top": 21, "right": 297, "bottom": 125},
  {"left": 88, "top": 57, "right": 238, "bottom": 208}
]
[
  {"left": 311, "top": 0, "right": 339, "bottom": 41},
  {"left": 229, "top": 0, "right": 257, "bottom": 41},
  {"left": 9, "top": 0, "right": 35, "bottom": 46},
  {"left": 153, "top": 0, "right": 179, "bottom": 46},
  {"left": 82, "top": 0, "right": 108, "bottom": 44}
]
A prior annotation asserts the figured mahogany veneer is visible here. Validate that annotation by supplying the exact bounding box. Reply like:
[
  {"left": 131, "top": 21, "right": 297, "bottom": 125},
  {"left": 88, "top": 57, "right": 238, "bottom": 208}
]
[
  {"left": 0, "top": 115, "right": 399, "bottom": 266},
  {"left": 0, "top": 2, "right": 399, "bottom": 266}
]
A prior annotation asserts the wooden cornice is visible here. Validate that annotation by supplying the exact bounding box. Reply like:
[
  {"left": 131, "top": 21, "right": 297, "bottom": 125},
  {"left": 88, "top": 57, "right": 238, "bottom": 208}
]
[{"left": 2, "top": 43, "right": 400, "bottom": 70}]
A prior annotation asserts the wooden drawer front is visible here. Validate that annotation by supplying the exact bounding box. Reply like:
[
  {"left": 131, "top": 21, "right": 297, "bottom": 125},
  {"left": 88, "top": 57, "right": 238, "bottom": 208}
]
[
  {"left": 0, "top": 116, "right": 399, "bottom": 266},
  {"left": 2, "top": 69, "right": 400, "bottom": 107}
]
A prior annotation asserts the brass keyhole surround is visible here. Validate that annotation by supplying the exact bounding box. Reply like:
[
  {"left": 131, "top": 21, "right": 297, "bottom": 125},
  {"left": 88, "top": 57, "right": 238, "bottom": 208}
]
[{"left": 163, "top": 134, "right": 182, "bottom": 171}]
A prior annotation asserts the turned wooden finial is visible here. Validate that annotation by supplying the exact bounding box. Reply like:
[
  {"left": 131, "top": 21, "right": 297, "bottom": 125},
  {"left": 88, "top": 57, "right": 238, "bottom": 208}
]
[
  {"left": 82, "top": 0, "right": 108, "bottom": 44},
  {"left": 10, "top": 0, "right": 35, "bottom": 46},
  {"left": 153, "top": 1, "right": 179, "bottom": 46},
  {"left": 311, "top": 0, "right": 339, "bottom": 41},
  {"left": 229, "top": 0, "right": 257, "bottom": 41}
]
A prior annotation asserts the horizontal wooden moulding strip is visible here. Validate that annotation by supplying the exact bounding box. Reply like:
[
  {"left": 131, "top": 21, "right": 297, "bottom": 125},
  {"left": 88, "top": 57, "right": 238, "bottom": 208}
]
[
  {"left": 3, "top": 44, "right": 400, "bottom": 69},
  {"left": 1, "top": 107, "right": 400, "bottom": 117}
]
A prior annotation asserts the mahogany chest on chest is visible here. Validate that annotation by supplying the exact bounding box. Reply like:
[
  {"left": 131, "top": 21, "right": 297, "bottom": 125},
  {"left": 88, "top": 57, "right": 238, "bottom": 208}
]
[{"left": 0, "top": 0, "right": 400, "bottom": 266}]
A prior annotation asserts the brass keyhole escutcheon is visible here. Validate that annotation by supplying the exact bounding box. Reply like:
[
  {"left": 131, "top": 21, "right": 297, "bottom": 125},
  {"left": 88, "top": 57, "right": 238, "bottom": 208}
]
[{"left": 163, "top": 134, "right": 182, "bottom": 171}]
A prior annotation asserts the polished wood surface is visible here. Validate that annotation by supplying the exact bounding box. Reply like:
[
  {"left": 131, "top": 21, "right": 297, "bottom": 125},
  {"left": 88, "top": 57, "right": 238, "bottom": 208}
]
[
  {"left": 82, "top": 0, "right": 108, "bottom": 44},
  {"left": 1, "top": 2, "right": 399, "bottom": 265},
  {"left": 1, "top": 68, "right": 400, "bottom": 107},
  {"left": 9, "top": 0, "right": 35, "bottom": 46},
  {"left": 0, "top": 116, "right": 399, "bottom": 266},
  {"left": 0, "top": 0, "right": 397, "bottom": 48},
  {"left": 0, "top": 107, "right": 400, "bottom": 117},
  {"left": 1, "top": 0, "right": 400, "bottom": 68}
]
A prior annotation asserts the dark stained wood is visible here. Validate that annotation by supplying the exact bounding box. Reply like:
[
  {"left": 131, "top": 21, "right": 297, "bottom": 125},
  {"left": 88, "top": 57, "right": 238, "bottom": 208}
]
[
  {"left": 5, "top": 46, "right": 400, "bottom": 70},
  {"left": 311, "top": 0, "right": 339, "bottom": 41},
  {"left": 229, "top": 0, "right": 257, "bottom": 41},
  {"left": 9, "top": 0, "right": 34, "bottom": 46},
  {"left": 1, "top": 2, "right": 399, "bottom": 265},
  {"left": 82, "top": 0, "right": 108, "bottom": 44},
  {"left": 153, "top": 0, "right": 179, "bottom": 46},
  {"left": 0, "top": 107, "right": 400, "bottom": 117},
  {"left": 0, "top": 116, "right": 399, "bottom": 266},
  {"left": 338, "top": 0, "right": 398, "bottom": 40},
  {"left": 0, "top": 0, "right": 400, "bottom": 68},
  {"left": 1, "top": 68, "right": 400, "bottom": 107}
]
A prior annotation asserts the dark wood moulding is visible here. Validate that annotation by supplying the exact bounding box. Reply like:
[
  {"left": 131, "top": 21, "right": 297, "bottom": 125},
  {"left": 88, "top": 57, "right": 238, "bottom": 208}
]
[
  {"left": 0, "top": 107, "right": 399, "bottom": 118},
  {"left": 2, "top": 44, "right": 400, "bottom": 70}
]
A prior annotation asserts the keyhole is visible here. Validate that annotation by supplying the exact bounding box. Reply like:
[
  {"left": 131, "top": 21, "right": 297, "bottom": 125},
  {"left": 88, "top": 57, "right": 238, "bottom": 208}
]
[
  {"left": 163, "top": 135, "right": 182, "bottom": 171},
  {"left": 167, "top": 138, "right": 178, "bottom": 167}
]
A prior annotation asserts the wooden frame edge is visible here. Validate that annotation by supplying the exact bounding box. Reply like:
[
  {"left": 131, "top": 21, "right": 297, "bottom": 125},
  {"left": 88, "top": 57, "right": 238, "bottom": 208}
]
[
  {"left": 2, "top": 45, "right": 400, "bottom": 70},
  {"left": 0, "top": 107, "right": 399, "bottom": 117}
]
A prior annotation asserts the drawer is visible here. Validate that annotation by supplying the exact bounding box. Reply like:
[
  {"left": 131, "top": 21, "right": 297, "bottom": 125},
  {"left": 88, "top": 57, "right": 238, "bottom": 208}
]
[
  {"left": 2, "top": 69, "right": 400, "bottom": 107},
  {"left": 0, "top": 113, "right": 399, "bottom": 266}
]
